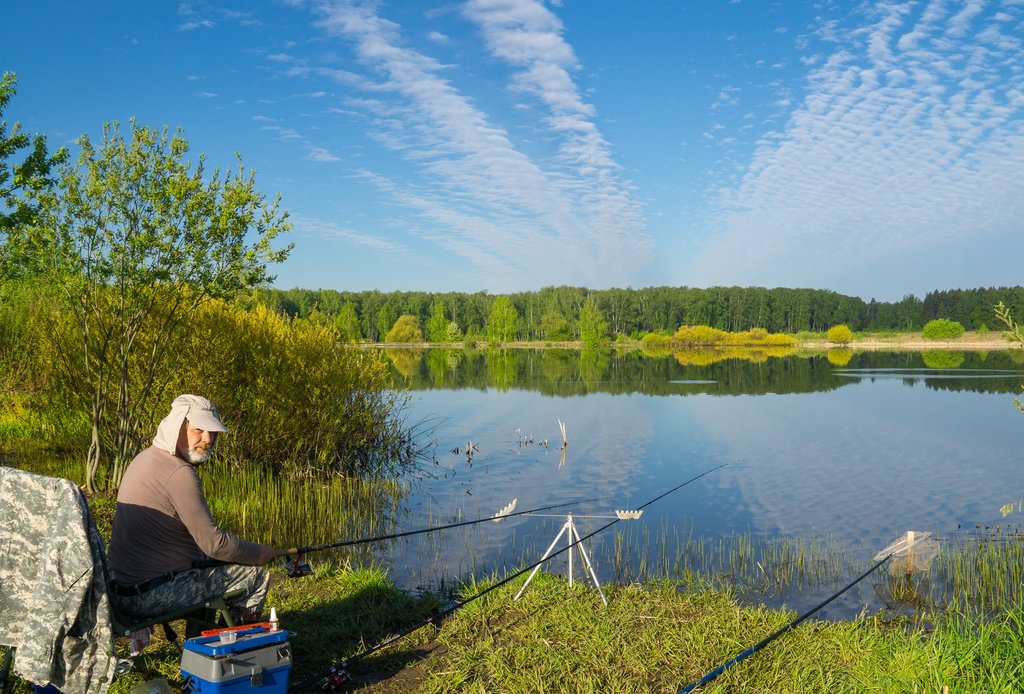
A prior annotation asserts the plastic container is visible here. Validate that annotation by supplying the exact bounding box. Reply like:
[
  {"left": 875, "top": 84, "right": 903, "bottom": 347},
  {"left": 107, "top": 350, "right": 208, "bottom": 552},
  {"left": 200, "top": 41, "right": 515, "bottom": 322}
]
[{"left": 180, "top": 626, "right": 291, "bottom": 694}]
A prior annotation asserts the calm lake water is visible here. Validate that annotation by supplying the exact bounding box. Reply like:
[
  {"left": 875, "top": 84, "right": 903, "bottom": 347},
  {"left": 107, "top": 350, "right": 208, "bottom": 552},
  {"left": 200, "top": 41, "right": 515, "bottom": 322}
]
[{"left": 376, "top": 347, "right": 1024, "bottom": 618}]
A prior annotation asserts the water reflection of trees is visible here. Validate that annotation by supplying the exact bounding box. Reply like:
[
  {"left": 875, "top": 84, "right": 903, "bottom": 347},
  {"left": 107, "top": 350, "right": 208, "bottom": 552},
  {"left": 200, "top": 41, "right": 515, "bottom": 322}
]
[
  {"left": 580, "top": 347, "right": 611, "bottom": 386},
  {"left": 387, "top": 348, "right": 1024, "bottom": 396},
  {"left": 673, "top": 346, "right": 795, "bottom": 367},
  {"left": 921, "top": 351, "right": 965, "bottom": 369},
  {"left": 486, "top": 349, "right": 517, "bottom": 391},
  {"left": 826, "top": 348, "right": 853, "bottom": 366},
  {"left": 387, "top": 349, "right": 422, "bottom": 379}
]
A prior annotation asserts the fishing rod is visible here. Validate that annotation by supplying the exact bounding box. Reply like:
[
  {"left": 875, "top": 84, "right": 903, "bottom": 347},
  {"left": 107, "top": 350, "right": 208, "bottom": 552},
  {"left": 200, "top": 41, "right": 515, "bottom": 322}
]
[
  {"left": 289, "top": 463, "right": 729, "bottom": 692},
  {"left": 677, "top": 531, "right": 930, "bottom": 693},
  {"left": 193, "top": 497, "right": 610, "bottom": 575},
  {"left": 276, "top": 495, "right": 609, "bottom": 557}
]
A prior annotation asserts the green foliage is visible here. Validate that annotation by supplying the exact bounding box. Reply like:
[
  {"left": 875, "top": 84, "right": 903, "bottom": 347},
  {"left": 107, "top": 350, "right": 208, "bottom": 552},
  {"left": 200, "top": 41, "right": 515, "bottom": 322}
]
[
  {"left": 443, "top": 319, "right": 463, "bottom": 342},
  {"left": 334, "top": 302, "right": 361, "bottom": 342},
  {"left": 253, "top": 284, "right": 1024, "bottom": 343},
  {"left": 0, "top": 279, "right": 49, "bottom": 391},
  {"left": 375, "top": 303, "right": 396, "bottom": 342},
  {"left": 175, "top": 300, "right": 412, "bottom": 476},
  {"left": 6, "top": 120, "right": 291, "bottom": 491},
  {"left": 674, "top": 325, "right": 728, "bottom": 346},
  {"left": 578, "top": 298, "right": 610, "bottom": 347},
  {"left": 385, "top": 314, "right": 423, "bottom": 343},
  {"left": 538, "top": 307, "right": 571, "bottom": 341},
  {"left": 0, "top": 72, "right": 66, "bottom": 276},
  {"left": 673, "top": 324, "right": 795, "bottom": 348},
  {"left": 486, "top": 296, "right": 519, "bottom": 343},
  {"left": 641, "top": 332, "right": 672, "bottom": 351},
  {"left": 996, "top": 302, "right": 1024, "bottom": 349},
  {"left": 425, "top": 300, "right": 459, "bottom": 343},
  {"left": 922, "top": 318, "right": 965, "bottom": 340},
  {"left": 827, "top": 324, "right": 854, "bottom": 344}
]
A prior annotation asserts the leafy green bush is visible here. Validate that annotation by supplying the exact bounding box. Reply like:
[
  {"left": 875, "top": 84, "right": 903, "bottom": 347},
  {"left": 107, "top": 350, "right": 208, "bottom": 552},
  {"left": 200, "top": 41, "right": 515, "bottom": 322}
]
[
  {"left": 174, "top": 300, "right": 415, "bottom": 477},
  {"left": 922, "top": 318, "right": 965, "bottom": 340},
  {"left": 674, "top": 325, "right": 728, "bottom": 346},
  {"left": 641, "top": 332, "right": 672, "bottom": 349},
  {"left": 760, "top": 333, "right": 797, "bottom": 346},
  {"left": 826, "top": 324, "right": 853, "bottom": 344},
  {"left": 385, "top": 315, "right": 424, "bottom": 343}
]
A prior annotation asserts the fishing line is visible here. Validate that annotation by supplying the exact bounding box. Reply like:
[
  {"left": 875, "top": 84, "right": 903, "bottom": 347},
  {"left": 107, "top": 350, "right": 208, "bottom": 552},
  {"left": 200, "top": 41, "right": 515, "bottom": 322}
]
[
  {"left": 276, "top": 495, "right": 611, "bottom": 557},
  {"left": 677, "top": 545, "right": 905, "bottom": 692},
  {"left": 289, "top": 462, "right": 729, "bottom": 692}
]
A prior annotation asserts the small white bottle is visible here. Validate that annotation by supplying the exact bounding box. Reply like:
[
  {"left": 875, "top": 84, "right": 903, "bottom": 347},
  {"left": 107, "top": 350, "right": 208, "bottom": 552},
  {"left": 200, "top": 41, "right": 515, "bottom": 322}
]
[{"left": 268, "top": 607, "right": 279, "bottom": 632}]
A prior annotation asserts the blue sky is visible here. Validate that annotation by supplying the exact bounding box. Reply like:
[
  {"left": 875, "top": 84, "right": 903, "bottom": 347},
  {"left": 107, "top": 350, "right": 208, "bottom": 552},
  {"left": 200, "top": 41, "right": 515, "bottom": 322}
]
[{"left": 3, "top": 1, "right": 1022, "bottom": 301}]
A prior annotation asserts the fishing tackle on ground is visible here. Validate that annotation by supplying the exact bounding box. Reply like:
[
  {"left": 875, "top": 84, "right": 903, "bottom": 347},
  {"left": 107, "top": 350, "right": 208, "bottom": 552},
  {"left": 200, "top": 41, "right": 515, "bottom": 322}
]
[{"left": 288, "top": 463, "right": 729, "bottom": 692}]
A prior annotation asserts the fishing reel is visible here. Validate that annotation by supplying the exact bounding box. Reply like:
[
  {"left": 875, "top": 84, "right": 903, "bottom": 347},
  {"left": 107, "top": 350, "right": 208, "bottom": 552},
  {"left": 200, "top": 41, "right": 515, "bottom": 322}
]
[
  {"left": 282, "top": 552, "right": 313, "bottom": 578},
  {"left": 320, "top": 665, "right": 351, "bottom": 690}
]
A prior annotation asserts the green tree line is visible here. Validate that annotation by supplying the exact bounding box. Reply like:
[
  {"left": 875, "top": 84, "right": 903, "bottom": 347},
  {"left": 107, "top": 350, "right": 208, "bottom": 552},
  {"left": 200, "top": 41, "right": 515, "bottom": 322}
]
[{"left": 258, "top": 284, "right": 1024, "bottom": 343}]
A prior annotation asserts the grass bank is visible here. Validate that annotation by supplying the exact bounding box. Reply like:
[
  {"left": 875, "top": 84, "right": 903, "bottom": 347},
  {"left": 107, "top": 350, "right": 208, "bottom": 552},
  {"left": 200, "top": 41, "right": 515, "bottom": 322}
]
[{"left": 90, "top": 566, "right": 1024, "bottom": 693}]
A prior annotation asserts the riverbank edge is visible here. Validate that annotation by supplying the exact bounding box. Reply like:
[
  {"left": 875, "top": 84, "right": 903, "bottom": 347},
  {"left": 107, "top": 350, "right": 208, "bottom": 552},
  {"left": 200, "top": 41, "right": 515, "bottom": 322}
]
[
  {"left": 88, "top": 563, "right": 1022, "bottom": 693},
  {"left": 359, "top": 332, "right": 1018, "bottom": 351}
]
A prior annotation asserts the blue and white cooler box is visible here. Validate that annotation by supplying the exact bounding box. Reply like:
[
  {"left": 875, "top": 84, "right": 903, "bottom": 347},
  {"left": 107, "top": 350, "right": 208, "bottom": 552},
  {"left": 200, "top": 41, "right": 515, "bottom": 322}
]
[{"left": 181, "top": 626, "right": 292, "bottom": 694}]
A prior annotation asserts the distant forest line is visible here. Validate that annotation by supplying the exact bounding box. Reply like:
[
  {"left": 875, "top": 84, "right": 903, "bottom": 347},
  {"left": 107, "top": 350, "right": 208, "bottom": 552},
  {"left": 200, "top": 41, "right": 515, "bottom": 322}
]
[{"left": 257, "top": 285, "right": 1024, "bottom": 342}]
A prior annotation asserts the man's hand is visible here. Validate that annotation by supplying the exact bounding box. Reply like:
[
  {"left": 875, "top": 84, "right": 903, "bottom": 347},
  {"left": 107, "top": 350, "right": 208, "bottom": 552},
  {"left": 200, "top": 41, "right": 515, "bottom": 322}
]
[{"left": 257, "top": 544, "right": 277, "bottom": 565}]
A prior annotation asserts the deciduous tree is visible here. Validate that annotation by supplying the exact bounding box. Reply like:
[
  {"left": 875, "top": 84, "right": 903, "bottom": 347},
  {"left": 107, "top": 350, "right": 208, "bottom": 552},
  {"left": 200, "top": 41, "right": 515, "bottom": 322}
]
[
  {"left": 9, "top": 120, "right": 291, "bottom": 491},
  {"left": 0, "top": 72, "right": 66, "bottom": 279},
  {"left": 335, "top": 301, "right": 362, "bottom": 342},
  {"left": 486, "top": 296, "right": 519, "bottom": 343},
  {"left": 426, "top": 300, "right": 451, "bottom": 343},
  {"left": 578, "top": 298, "right": 610, "bottom": 347},
  {"left": 385, "top": 314, "right": 423, "bottom": 343}
]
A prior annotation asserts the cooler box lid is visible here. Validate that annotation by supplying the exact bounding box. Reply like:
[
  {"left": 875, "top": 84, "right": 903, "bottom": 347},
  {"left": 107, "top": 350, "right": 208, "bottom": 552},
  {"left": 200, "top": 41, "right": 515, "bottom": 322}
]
[{"left": 183, "top": 626, "right": 288, "bottom": 656}]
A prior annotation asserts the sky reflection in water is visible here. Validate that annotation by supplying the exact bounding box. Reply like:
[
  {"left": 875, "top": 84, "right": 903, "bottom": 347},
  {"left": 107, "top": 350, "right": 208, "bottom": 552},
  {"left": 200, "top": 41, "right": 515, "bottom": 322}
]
[{"left": 381, "top": 350, "right": 1024, "bottom": 618}]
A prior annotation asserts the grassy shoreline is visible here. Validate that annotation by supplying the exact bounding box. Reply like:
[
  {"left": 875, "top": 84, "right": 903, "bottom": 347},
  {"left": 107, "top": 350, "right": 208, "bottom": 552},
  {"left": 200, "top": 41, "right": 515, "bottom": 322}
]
[
  {"left": 88, "top": 564, "right": 1022, "bottom": 693},
  {"left": 361, "top": 330, "right": 1017, "bottom": 352},
  {"left": 0, "top": 471, "right": 1021, "bottom": 692}
]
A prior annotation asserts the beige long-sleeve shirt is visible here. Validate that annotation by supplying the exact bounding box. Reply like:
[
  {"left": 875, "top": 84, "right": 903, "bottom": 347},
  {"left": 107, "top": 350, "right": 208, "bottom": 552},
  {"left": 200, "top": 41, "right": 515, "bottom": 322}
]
[{"left": 108, "top": 446, "right": 264, "bottom": 584}]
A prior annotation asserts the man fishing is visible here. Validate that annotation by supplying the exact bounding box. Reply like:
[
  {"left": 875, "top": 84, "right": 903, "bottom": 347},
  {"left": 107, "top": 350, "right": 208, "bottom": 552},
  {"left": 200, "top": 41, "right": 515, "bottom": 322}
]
[{"left": 108, "top": 394, "right": 276, "bottom": 625}]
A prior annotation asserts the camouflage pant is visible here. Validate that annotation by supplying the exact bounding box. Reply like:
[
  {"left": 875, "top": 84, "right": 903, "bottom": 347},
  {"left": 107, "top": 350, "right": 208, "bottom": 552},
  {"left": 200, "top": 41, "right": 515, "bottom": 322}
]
[{"left": 112, "top": 564, "right": 269, "bottom": 623}]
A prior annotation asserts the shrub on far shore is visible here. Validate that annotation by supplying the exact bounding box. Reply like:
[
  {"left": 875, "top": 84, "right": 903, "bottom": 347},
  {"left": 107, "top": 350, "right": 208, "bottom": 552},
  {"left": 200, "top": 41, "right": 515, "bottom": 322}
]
[
  {"left": 922, "top": 318, "right": 965, "bottom": 340},
  {"left": 826, "top": 324, "right": 853, "bottom": 344},
  {"left": 673, "top": 325, "right": 795, "bottom": 347}
]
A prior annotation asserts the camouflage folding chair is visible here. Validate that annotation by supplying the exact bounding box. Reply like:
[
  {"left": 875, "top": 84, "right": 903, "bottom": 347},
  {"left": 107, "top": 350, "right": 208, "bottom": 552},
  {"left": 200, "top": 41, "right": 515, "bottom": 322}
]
[{"left": 0, "top": 466, "right": 241, "bottom": 692}]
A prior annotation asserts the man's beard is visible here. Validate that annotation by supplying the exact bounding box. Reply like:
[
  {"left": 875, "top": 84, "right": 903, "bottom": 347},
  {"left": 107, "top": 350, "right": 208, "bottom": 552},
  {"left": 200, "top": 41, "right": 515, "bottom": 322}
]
[{"left": 186, "top": 444, "right": 213, "bottom": 465}]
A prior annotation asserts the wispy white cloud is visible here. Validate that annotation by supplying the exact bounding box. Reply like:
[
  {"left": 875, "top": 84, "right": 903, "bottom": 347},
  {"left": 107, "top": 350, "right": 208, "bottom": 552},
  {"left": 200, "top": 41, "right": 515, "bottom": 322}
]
[
  {"left": 305, "top": 144, "right": 340, "bottom": 162},
  {"left": 294, "top": 214, "right": 405, "bottom": 252},
  {"left": 300, "top": 0, "right": 651, "bottom": 289},
  {"left": 692, "top": 1, "right": 1024, "bottom": 291},
  {"left": 180, "top": 19, "right": 215, "bottom": 31}
]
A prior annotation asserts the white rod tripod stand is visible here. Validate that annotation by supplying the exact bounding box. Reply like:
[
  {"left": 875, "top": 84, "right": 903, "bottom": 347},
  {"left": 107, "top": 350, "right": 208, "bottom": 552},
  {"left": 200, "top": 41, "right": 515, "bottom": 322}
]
[{"left": 514, "top": 513, "right": 608, "bottom": 606}]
